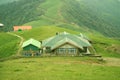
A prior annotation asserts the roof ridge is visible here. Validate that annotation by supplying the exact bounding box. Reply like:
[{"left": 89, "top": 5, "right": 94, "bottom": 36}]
[
  {"left": 30, "top": 38, "right": 33, "bottom": 44},
  {"left": 65, "top": 37, "right": 68, "bottom": 42},
  {"left": 22, "top": 38, "right": 41, "bottom": 48}
]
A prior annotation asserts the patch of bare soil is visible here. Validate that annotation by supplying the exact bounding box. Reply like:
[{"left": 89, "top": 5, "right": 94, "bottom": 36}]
[{"left": 104, "top": 57, "right": 120, "bottom": 66}]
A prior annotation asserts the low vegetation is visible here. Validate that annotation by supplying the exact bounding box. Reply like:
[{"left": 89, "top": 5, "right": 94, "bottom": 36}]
[
  {"left": 0, "top": 26, "right": 120, "bottom": 59},
  {"left": 0, "top": 0, "right": 120, "bottom": 37},
  {"left": 0, "top": 33, "right": 20, "bottom": 58},
  {"left": 0, "top": 57, "right": 120, "bottom": 80},
  {"left": 15, "top": 26, "right": 120, "bottom": 58},
  {"left": 62, "top": 0, "right": 120, "bottom": 37},
  {"left": 0, "top": 0, "right": 18, "bottom": 5},
  {"left": 14, "top": 26, "right": 79, "bottom": 40},
  {"left": 0, "top": 0, "right": 120, "bottom": 80},
  {"left": 0, "top": 0, "right": 45, "bottom": 31}
]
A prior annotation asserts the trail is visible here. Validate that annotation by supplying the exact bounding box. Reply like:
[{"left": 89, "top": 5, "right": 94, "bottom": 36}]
[
  {"left": 103, "top": 57, "right": 120, "bottom": 67},
  {"left": 7, "top": 32, "right": 24, "bottom": 56}
]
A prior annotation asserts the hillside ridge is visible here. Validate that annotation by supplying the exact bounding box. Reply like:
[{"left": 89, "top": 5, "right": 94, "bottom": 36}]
[{"left": 0, "top": 0, "right": 120, "bottom": 37}]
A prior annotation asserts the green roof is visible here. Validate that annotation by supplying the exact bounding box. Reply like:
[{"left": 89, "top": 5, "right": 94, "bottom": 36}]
[
  {"left": 0, "top": 23, "right": 4, "bottom": 26},
  {"left": 22, "top": 38, "right": 41, "bottom": 48},
  {"left": 79, "top": 33, "right": 90, "bottom": 41},
  {"left": 42, "top": 32, "right": 91, "bottom": 50}
]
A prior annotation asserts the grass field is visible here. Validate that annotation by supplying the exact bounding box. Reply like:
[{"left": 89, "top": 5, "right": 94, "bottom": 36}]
[
  {"left": 0, "top": 57, "right": 120, "bottom": 80},
  {"left": 1, "top": 26, "right": 120, "bottom": 58},
  {"left": 0, "top": 0, "right": 18, "bottom": 5},
  {"left": 1, "top": 26, "right": 78, "bottom": 59},
  {"left": 14, "top": 26, "right": 79, "bottom": 40},
  {"left": 0, "top": 26, "right": 120, "bottom": 80},
  {"left": 0, "top": 33, "right": 20, "bottom": 58},
  {"left": 0, "top": 0, "right": 120, "bottom": 79},
  {"left": 14, "top": 26, "right": 120, "bottom": 58}
]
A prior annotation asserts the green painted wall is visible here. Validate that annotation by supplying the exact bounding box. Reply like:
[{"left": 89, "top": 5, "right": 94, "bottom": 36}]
[{"left": 23, "top": 44, "right": 40, "bottom": 51}]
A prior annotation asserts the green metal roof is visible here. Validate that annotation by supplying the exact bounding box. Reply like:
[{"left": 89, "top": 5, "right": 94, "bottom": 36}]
[
  {"left": 42, "top": 32, "right": 91, "bottom": 50},
  {"left": 79, "top": 33, "right": 91, "bottom": 41},
  {"left": 51, "top": 37, "right": 83, "bottom": 50},
  {"left": 22, "top": 38, "right": 41, "bottom": 48},
  {"left": 0, "top": 23, "right": 4, "bottom": 26}
]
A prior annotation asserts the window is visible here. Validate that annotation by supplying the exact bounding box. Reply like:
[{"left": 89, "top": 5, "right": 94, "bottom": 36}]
[
  {"left": 68, "top": 48, "right": 76, "bottom": 54},
  {"left": 57, "top": 48, "right": 66, "bottom": 54},
  {"left": 57, "top": 48, "right": 77, "bottom": 54}
]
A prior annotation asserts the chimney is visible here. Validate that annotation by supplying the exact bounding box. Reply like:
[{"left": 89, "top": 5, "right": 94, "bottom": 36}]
[
  {"left": 40, "top": 41, "right": 42, "bottom": 44},
  {"left": 56, "top": 32, "right": 59, "bottom": 35}
]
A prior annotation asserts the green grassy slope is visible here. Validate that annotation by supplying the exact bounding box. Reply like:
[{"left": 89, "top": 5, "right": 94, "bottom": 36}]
[
  {"left": 0, "top": 57, "right": 120, "bottom": 80},
  {"left": 0, "top": 0, "right": 120, "bottom": 37},
  {"left": 0, "top": 33, "right": 20, "bottom": 58},
  {"left": 89, "top": 35, "right": 120, "bottom": 58},
  {"left": 0, "top": 0, "right": 45, "bottom": 31},
  {"left": 0, "top": 25, "right": 120, "bottom": 58},
  {"left": 0, "top": 0, "right": 19, "bottom": 5},
  {"left": 15, "top": 26, "right": 120, "bottom": 58},
  {"left": 0, "top": 26, "right": 120, "bottom": 80},
  {"left": 14, "top": 26, "right": 79, "bottom": 40},
  {"left": 62, "top": 0, "right": 120, "bottom": 37},
  {"left": 0, "top": 26, "right": 88, "bottom": 58}
]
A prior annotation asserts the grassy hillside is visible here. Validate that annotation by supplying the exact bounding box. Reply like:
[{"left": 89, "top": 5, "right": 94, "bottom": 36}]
[
  {"left": 0, "top": 0, "right": 45, "bottom": 31},
  {"left": 0, "top": 0, "right": 120, "bottom": 79},
  {"left": 0, "top": 33, "right": 20, "bottom": 58},
  {"left": 0, "top": 25, "right": 120, "bottom": 58},
  {"left": 0, "top": 0, "right": 120, "bottom": 37},
  {"left": 0, "top": 26, "right": 120, "bottom": 80},
  {"left": 0, "top": 57, "right": 120, "bottom": 80},
  {"left": 14, "top": 26, "right": 79, "bottom": 40},
  {"left": 0, "top": 26, "right": 90, "bottom": 58},
  {"left": 14, "top": 26, "right": 120, "bottom": 58},
  {"left": 0, "top": 0, "right": 19, "bottom": 5},
  {"left": 89, "top": 35, "right": 120, "bottom": 58},
  {"left": 62, "top": 0, "right": 120, "bottom": 37}
]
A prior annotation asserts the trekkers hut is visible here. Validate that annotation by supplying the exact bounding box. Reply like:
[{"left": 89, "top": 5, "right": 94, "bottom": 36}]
[
  {"left": 42, "top": 32, "right": 91, "bottom": 56},
  {"left": 22, "top": 38, "right": 41, "bottom": 56},
  {"left": 0, "top": 23, "right": 4, "bottom": 31},
  {"left": 0, "top": 23, "right": 4, "bottom": 27},
  {"left": 13, "top": 26, "right": 32, "bottom": 31}
]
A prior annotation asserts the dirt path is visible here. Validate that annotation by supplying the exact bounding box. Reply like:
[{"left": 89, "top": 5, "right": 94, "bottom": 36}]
[
  {"left": 7, "top": 32, "right": 24, "bottom": 56},
  {"left": 103, "top": 57, "right": 120, "bottom": 66}
]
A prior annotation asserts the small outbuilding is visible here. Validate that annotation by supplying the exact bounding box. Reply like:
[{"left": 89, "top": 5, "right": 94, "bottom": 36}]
[
  {"left": 13, "top": 26, "right": 32, "bottom": 31},
  {"left": 22, "top": 38, "right": 41, "bottom": 56},
  {"left": 0, "top": 23, "right": 4, "bottom": 27}
]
